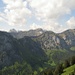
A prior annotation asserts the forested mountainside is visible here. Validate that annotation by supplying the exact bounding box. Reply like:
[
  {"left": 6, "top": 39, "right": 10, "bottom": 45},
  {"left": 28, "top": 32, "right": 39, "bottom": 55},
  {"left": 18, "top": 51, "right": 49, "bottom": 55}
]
[
  {"left": 0, "top": 31, "right": 47, "bottom": 69},
  {"left": 40, "top": 56, "right": 75, "bottom": 75},
  {"left": 0, "top": 29, "right": 75, "bottom": 75}
]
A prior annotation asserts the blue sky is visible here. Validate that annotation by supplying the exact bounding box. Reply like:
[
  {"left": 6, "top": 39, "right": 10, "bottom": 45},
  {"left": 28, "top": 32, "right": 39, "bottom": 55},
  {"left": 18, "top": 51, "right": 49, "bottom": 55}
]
[
  {"left": 59, "top": 10, "right": 75, "bottom": 25},
  {"left": 0, "top": 0, "right": 75, "bottom": 32},
  {"left": 0, "top": 0, "right": 4, "bottom": 7}
]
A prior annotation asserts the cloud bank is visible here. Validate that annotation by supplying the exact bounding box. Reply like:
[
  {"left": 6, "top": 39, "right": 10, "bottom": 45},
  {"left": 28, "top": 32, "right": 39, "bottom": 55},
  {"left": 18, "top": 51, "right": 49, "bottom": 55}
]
[
  {"left": 27, "top": 0, "right": 75, "bottom": 32},
  {"left": 0, "top": 0, "right": 75, "bottom": 32},
  {"left": 0, "top": 0, "right": 31, "bottom": 26}
]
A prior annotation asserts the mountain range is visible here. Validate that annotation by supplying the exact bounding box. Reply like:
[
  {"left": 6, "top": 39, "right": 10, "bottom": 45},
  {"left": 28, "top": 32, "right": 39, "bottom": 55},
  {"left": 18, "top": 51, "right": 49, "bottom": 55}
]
[{"left": 0, "top": 28, "right": 75, "bottom": 69}]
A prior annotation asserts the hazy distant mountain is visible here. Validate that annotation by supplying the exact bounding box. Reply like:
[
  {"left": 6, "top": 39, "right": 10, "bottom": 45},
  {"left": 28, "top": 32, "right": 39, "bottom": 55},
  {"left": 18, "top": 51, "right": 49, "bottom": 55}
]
[
  {"left": 10, "top": 28, "right": 45, "bottom": 39},
  {"left": 10, "top": 29, "right": 17, "bottom": 33}
]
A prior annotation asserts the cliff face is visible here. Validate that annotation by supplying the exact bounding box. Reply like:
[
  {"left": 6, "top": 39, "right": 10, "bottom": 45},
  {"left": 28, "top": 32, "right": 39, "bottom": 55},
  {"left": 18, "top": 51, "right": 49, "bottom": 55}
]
[
  {"left": 35, "top": 31, "right": 68, "bottom": 50},
  {"left": 58, "top": 29, "right": 75, "bottom": 47}
]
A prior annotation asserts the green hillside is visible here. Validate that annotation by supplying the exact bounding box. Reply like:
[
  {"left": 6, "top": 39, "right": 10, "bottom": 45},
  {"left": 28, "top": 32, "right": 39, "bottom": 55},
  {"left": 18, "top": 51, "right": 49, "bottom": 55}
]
[{"left": 61, "top": 64, "right": 75, "bottom": 75}]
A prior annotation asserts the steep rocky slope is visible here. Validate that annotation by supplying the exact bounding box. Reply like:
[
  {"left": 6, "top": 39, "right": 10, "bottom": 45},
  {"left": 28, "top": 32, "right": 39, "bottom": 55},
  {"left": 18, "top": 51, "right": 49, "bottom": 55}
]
[
  {"left": 35, "top": 31, "right": 69, "bottom": 50},
  {"left": 58, "top": 29, "right": 75, "bottom": 47},
  {"left": 33, "top": 30, "right": 75, "bottom": 64}
]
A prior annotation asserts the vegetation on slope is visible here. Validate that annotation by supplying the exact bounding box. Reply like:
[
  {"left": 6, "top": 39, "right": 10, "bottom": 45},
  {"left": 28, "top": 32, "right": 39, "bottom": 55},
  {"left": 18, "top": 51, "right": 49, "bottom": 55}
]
[
  {"left": 61, "top": 64, "right": 75, "bottom": 75},
  {"left": 40, "top": 56, "right": 75, "bottom": 75}
]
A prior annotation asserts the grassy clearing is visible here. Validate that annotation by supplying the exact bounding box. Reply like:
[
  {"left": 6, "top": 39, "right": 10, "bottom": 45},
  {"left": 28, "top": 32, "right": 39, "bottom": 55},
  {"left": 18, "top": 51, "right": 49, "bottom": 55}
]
[{"left": 61, "top": 64, "right": 75, "bottom": 75}]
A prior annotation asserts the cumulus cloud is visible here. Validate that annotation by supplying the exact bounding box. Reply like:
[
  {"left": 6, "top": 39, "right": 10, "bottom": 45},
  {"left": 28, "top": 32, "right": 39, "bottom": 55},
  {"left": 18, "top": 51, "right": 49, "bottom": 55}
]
[
  {"left": 0, "top": 0, "right": 31, "bottom": 26},
  {"left": 0, "top": 0, "right": 75, "bottom": 32},
  {"left": 66, "top": 17, "right": 75, "bottom": 29},
  {"left": 30, "top": 21, "right": 66, "bottom": 33},
  {"left": 27, "top": 0, "right": 75, "bottom": 32},
  {"left": 0, "top": 17, "right": 3, "bottom": 21},
  {"left": 27, "top": 0, "right": 75, "bottom": 21}
]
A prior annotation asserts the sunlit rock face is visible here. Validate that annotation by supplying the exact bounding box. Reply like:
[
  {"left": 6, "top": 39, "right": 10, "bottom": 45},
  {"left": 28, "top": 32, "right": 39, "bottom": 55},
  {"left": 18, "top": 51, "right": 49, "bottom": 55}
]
[{"left": 35, "top": 31, "right": 69, "bottom": 50}]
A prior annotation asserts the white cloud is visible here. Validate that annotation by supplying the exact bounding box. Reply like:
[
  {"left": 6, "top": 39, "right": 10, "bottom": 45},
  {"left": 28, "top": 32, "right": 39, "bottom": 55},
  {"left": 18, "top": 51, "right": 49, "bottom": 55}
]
[
  {"left": 27, "top": 0, "right": 75, "bottom": 32},
  {"left": 0, "top": 17, "right": 3, "bottom": 21},
  {"left": 30, "top": 21, "right": 66, "bottom": 33},
  {"left": 0, "top": 0, "right": 75, "bottom": 32},
  {"left": 42, "top": 21, "right": 64, "bottom": 32},
  {"left": 27, "top": 0, "right": 75, "bottom": 21},
  {"left": 66, "top": 17, "right": 75, "bottom": 29},
  {"left": 30, "top": 23, "right": 42, "bottom": 30},
  {"left": 0, "top": 0, "right": 31, "bottom": 26},
  {"left": 0, "top": 27, "right": 7, "bottom": 31}
]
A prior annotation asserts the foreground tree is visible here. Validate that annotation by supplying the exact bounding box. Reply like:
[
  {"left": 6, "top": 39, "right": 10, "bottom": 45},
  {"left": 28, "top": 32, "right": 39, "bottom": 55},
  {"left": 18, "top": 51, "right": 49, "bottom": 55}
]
[{"left": 54, "top": 64, "right": 63, "bottom": 75}]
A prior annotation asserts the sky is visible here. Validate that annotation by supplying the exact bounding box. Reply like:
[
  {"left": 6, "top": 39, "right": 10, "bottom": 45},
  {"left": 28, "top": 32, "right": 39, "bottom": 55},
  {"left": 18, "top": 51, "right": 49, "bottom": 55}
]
[{"left": 0, "top": 0, "right": 75, "bottom": 33}]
